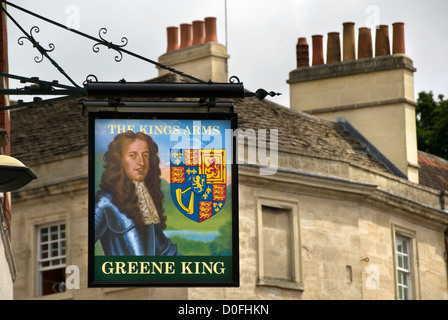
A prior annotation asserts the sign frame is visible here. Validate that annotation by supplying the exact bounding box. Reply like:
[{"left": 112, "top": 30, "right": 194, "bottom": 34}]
[{"left": 87, "top": 111, "right": 239, "bottom": 287}]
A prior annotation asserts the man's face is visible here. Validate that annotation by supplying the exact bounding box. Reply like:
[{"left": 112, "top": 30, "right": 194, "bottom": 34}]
[{"left": 121, "top": 138, "right": 150, "bottom": 181}]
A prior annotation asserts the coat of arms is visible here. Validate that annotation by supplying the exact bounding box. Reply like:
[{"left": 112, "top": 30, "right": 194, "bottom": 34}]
[{"left": 170, "top": 148, "right": 227, "bottom": 222}]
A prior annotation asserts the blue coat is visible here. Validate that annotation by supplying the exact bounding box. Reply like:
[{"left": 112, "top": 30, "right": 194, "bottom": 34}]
[{"left": 94, "top": 191, "right": 180, "bottom": 256}]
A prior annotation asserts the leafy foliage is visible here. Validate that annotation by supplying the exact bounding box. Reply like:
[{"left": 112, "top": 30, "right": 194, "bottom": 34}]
[
  {"left": 169, "top": 221, "right": 233, "bottom": 256},
  {"left": 169, "top": 236, "right": 212, "bottom": 256},
  {"left": 416, "top": 91, "right": 448, "bottom": 160},
  {"left": 209, "top": 221, "right": 233, "bottom": 256}
]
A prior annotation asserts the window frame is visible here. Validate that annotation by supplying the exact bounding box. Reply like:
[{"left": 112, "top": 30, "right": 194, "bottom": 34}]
[
  {"left": 392, "top": 225, "right": 420, "bottom": 300},
  {"left": 256, "top": 195, "right": 303, "bottom": 291},
  {"left": 36, "top": 221, "right": 67, "bottom": 297}
]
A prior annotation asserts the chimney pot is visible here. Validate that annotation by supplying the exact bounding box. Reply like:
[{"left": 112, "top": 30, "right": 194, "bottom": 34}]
[
  {"left": 343, "top": 22, "right": 356, "bottom": 61},
  {"left": 296, "top": 37, "right": 309, "bottom": 67},
  {"left": 204, "top": 17, "right": 218, "bottom": 43},
  {"left": 166, "top": 26, "right": 179, "bottom": 52},
  {"left": 375, "top": 25, "right": 390, "bottom": 57},
  {"left": 358, "top": 27, "right": 373, "bottom": 59},
  {"left": 327, "top": 32, "right": 341, "bottom": 64},
  {"left": 312, "top": 35, "right": 324, "bottom": 65},
  {"left": 192, "top": 20, "right": 205, "bottom": 45},
  {"left": 392, "top": 22, "right": 405, "bottom": 55},
  {"left": 180, "top": 23, "right": 193, "bottom": 48}
]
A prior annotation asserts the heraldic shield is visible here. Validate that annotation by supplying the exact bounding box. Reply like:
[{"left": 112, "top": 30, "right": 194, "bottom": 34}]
[{"left": 170, "top": 149, "right": 227, "bottom": 222}]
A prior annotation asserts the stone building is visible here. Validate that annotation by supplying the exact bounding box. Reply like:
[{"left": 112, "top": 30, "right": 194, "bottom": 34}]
[
  {"left": 0, "top": 4, "right": 15, "bottom": 300},
  {"left": 9, "top": 18, "right": 448, "bottom": 300}
]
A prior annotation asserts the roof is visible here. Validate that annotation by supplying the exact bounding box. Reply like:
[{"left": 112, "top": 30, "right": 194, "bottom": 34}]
[
  {"left": 233, "top": 96, "right": 391, "bottom": 173},
  {"left": 9, "top": 74, "right": 391, "bottom": 176},
  {"left": 418, "top": 151, "right": 448, "bottom": 192},
  {"left": 10, "top": 100, "right": 88, "bottom": 166}
]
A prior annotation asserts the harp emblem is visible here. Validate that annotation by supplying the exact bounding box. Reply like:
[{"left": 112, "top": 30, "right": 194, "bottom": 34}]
[{"left": 170, "top": 149, "right": 226, "bottom": 222}]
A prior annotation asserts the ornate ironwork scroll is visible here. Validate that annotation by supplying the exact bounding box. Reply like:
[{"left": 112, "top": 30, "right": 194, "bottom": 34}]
[
  {"left": 92, "top": 28, "right": 128, "bottom": 62},
  {"left": 17, "top": 26, "right": 55, "bottom": 63}
]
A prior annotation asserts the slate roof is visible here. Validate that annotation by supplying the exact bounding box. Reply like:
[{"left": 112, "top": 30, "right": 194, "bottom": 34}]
[
  {"left": 10, "top": 100, "right": 88, "bottom": 166},
  {"left": 233, "top": 96, "right": 390, "bottom": 173},
  {"left": 9, "top": 74, "right": 392, "bottom": 176},
  {"left": 11, "top": 80, "right": 448, "bottom": 194},
  {"left": 418, "top": 151, "right": 448, "bottom": 192}
]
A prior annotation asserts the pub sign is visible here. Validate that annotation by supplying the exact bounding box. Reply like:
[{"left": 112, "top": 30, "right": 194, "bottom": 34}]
[{"left": 88, "top": 112, "right": 239, "bottom": 287}]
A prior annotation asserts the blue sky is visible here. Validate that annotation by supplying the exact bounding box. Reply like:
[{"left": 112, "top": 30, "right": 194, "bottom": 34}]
[{"left": 6, "top": 0, "right": 448, "bottom": 107}]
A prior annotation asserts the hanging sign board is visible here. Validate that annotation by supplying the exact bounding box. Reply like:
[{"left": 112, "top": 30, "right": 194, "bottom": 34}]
[{"left": 87, "top": 111, "right": 239, "bottom": 287}]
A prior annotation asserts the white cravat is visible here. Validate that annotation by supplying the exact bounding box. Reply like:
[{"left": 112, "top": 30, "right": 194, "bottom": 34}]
[{"left": 133, "top": 181, "right": 160, "bottom": 225}]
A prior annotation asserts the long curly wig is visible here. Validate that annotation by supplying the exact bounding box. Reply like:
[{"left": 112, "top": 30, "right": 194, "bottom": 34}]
[{"left": 99, "top": 131, "right": 167, "bottom": 230}]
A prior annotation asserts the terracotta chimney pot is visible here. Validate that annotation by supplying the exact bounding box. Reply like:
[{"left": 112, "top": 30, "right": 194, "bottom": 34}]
[
  {"left": 343, "top": 22, "right": 356, "bottom": 61},
  {"left": 312, "top": 35, "right": 324, "bottom": 65},
  {"left": 192, "top": 20, "right": 205, "bottom": 45},
  {"left": 375, "top": 25, "right": 390, "bottom": 57},
  {"left": 358, "top": 27, "right": 373, "bottom": 59},
  {"left": 180, "top": 23, "right": 193, "bottom": 48},
  {"left": 204, "top": 17, "right": 218, "bottom": 43},
  {"left": 327, "top": 32, "right": 341, "bottom": 64},
  {"left": 392, "top": 22, "right": 405, "bottom": 54},
  {"left": 296, "top": 37, "right": 309, "bottom": 67},
  {"left": 166, "top": 26, "right": 179, "bottom": 52}
]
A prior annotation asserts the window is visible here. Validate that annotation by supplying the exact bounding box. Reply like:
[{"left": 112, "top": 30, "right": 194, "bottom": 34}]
[
  {"left": 395, "top": 235, "right": 412, "bottom": 300},
  {"left": 36, "top": 223, "right": 66, "bottom": 296},
  {"left": 392, "top": 226, "right": 420, "bottom": 300},
  {"left": 256, "top": 196, "right": 302, "bottom": 290},
  {"left": 261, "top": 205, "right": 293, "bottom": 280}
]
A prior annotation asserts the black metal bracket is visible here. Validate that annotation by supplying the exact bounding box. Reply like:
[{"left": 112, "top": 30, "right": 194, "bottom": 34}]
[{"left": 84, "top": 81, "right": 245, "bottom": 99}]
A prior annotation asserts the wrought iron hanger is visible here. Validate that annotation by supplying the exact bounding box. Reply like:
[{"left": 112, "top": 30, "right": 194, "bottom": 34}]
[{"left": 0, "top": 0, "right": 280, "bottom": 112}]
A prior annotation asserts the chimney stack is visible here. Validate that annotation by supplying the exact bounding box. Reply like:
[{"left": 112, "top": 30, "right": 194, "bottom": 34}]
[
  {"left": 159, "top": 16, "right": 229, "bottom": 82},
  {"left": 343, "top": 22, "right": 356, "bottom": 61},
  {"left": 180, "top": 23, "right": 192, "bottom": 48},
  {"left": 326, "top": 32, "right": 341, "bottom": 64},
  {"left": 293, "top": 21, "right": 406, "bottom": 66},
  {"left": 375, "top": 25, "right": 390, "bottom": 57},
  {"left": 166, "top": 26, "right": 179, "bottom": 52},
  {"left": 358, "top": 27, "right": 373, "bottom": 59},
  {"left": 392, "top": 22, "right": 405, "bottom": 55},
  {"left": 192, "top": 20, "right": 205, "bottom": 45},
  {"left": 296, "top": 37, "right": 309, "bottom": 67},
  {"left": 288, "top": 21, "right": 419, "bottom": 183},
  {"left": 312, "top": 35, "right": 324, "bottom": 65},
  {"left": 204, "top": 17, "right": 218, "bottom": 43}
]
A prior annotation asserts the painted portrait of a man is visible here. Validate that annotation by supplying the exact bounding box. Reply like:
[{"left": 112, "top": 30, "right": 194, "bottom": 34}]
[{"left": 94, "top": 130, "right": 180, "bottom": 256}]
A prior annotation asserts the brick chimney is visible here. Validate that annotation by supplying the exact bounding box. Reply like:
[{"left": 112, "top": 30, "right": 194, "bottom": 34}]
[
  {"left": 288, "top": 22, "right": 419, "bottom": 183},
  {"left": 157, "top": 17, "right": 229, "bottom": 83}
]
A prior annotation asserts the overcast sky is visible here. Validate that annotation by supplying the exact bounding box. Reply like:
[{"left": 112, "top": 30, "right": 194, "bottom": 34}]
[{"left": 6, "top": 0, "right": 448, "bottom": 107}]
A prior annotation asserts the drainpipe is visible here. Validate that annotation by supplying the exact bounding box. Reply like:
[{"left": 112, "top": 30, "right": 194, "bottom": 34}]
[
  {"left": 445, "top": 227, "right": 448, "bottom": 281},
  {"left": 442, "top": 190, "right": 448, "bottom": 281},
  {"left": 440, "top": 190, "right": 446, "bottom": 211}
]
